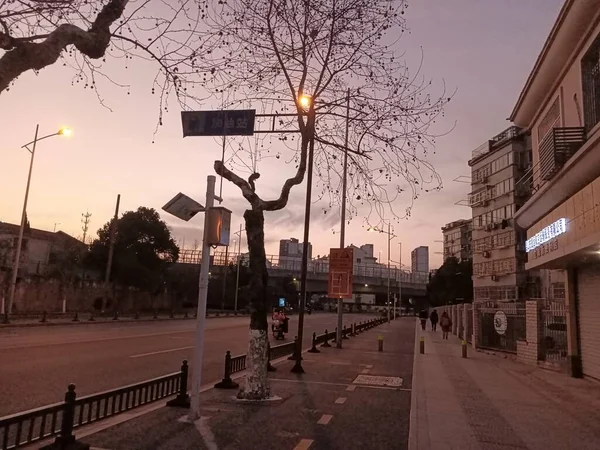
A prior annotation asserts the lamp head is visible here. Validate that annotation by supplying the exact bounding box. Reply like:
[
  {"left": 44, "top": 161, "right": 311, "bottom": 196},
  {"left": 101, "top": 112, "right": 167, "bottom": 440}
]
[
  {"left": 298, "top": 94, "right": 312, "bottom": 111},
  {"left": 58, "top": 127, "right": 72, "bottom": 137}
]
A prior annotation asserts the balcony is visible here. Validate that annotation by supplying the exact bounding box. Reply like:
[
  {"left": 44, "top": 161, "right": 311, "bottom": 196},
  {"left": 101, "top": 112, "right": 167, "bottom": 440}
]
[
  {"left": 539, "top": 127, "right": 586, "bottom": 181},
  {"left": 468, "top": 187, "right": 494, "bottom": 207},
  {"left": 470, "top": 126, "right": 521, "bottom": 161}
]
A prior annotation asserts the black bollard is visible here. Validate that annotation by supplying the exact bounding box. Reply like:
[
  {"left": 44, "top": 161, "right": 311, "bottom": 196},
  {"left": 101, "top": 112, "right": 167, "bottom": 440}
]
[
  {"left": 321, "top": 329, "right": 332, "bottom": 347},
  {"left": 167, "top": 360, "right": 191, "bottom": 407},
  {"left": 112, "top": 311, "right": 119, "bottom": 320},
  {"left": 40, "top": 311, "right": 47, "bottom": 323},
  {"left": 72, "top": 311, "right": 79, "bottom": 322},
  {"left": 308, "top": 332, "right": 321, "bottom": 353}
]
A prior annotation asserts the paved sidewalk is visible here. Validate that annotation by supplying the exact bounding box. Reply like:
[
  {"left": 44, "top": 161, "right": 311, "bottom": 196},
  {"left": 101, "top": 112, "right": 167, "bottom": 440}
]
[
  {"left": 409, "top": 322, "right": 600, "bottom": 450},
  {"left": 62, "top": 317, "right": 415, "bottom": 450}
]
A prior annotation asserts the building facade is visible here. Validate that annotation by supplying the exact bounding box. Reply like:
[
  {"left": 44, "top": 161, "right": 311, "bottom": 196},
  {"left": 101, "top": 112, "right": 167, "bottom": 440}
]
[
  {"left": 411, "top": 246, "right": 429, "bottom": 273},
  {"left": 511, "top": 0, "right": 600, "bottom": 380},
  {"left": 441, "top": 219, "right": 473, "bottom": 261},
  {"left": 0, "top": 222, "right": 84, "bottom": 276},
  {"left": 278, "top": 237, "right": 313, "bottom": 270},
  {"left": 468, "top": 126, "right": 532, "bottom": 303}
]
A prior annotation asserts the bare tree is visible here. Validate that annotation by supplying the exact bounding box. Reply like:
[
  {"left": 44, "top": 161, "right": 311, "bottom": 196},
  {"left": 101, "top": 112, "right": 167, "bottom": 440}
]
[
  {"left": 0, "top": 0, "right": 213, "bottom": 121},
  {"left": 203, "top": 0, "right": 451, "bottom": 399}
]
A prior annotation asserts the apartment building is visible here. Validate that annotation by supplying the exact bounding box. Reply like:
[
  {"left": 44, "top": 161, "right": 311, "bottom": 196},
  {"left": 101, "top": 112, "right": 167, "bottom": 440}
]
[
  {"left": 278, "top": 237, "right": 312, "bottom": 270},
  {"left": 441, "top": 219, "right": 472, "bottom": 261},
  {"left": 511, "top": 0, "right": 600, "bottom": 380},
  {"left": 411, "top": 246, "right": 429, "bottom": 273},
  {"left": 468, "top": 126, "right": 532, "bottom": 304}
]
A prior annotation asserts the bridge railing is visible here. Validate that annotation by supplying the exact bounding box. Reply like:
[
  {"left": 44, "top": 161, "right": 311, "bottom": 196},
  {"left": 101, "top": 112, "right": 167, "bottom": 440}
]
[{"left": 179, "top": 250, "right": 428, "bottom": 285}]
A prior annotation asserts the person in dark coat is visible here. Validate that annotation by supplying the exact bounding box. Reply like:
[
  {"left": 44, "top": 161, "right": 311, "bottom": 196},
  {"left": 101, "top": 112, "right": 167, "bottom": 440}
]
[
  {"left": 418, "top": 309, "right": 428, "bottom": 330},
  {"left": 430, "top": 309, "right": 439, "bottom": 332}
]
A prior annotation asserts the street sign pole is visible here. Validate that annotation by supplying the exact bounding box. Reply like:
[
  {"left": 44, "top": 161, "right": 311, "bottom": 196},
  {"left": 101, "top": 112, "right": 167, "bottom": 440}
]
[{"left": 189, "top": 175, "right": 215, "bottom": 422}]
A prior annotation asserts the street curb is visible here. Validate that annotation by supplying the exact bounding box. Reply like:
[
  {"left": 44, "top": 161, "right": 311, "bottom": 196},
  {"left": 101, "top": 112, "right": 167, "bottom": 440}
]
[
  {"left": 408, "top": 318, "right": 422, "bottom": 450},
  {"left": 0, "top": 313, "right": 251, "bottom": 329}
]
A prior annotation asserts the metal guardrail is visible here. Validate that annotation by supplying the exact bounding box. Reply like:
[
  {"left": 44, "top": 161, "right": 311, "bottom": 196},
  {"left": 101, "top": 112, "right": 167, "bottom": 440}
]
[{"left": 0, "top": 363, "right": 187, "bottom": 450}]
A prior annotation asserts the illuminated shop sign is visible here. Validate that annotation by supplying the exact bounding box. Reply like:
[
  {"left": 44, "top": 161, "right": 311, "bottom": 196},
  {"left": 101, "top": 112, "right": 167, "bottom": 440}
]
[{"left": 525, "top": 218, "right": 567, "bottom": 252}]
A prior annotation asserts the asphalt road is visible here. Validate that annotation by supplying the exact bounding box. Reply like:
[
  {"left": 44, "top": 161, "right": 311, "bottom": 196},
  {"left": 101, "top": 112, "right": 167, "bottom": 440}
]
[{"left": 0, "top": 312, "right": 377, "bottom": 416}]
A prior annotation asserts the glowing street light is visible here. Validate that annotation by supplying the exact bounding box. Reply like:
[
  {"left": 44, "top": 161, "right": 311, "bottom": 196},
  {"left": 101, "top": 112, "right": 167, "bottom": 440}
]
[
  {"left": 4, "top": 125, "right": 72, "bottom": 323},
  {"left": 298, "top": 94, "right": 312, "bottom": 111}
]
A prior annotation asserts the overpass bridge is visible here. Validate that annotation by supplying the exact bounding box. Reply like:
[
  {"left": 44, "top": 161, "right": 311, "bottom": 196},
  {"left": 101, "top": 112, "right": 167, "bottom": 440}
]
[{"left": 176, "top": 250, "right": 428, "bottom": 302}]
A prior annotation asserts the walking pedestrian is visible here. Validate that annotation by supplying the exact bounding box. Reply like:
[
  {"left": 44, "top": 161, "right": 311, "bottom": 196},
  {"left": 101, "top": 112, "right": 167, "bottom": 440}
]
[
  {"left": 418, "top": 309, "right": 428, "bottom": 330},
  {"left": 440, "top": 311, "right": 452, "bottom": 339},
  {"left": 430, "top": 309, "right": 439, "bottom": 332}
]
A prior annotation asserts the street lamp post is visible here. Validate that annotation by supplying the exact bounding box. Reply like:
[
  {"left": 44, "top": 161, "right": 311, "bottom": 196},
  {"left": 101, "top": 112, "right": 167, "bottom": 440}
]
[
  {"left": 292, "top": 94, "right": 316, "bottom": 374},
  {"left": 3, "top": 125, "right": 71, "bottom": 323},
  {"left": 336, "top": 88, "right": 351, "bottom": 348},
  {"left": 368, "top": 222, "right": 396, "bottom": 324}
]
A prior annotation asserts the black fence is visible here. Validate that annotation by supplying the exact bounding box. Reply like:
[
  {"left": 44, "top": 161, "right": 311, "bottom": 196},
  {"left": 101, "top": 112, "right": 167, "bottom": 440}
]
[
  {"left": 215, "top": 317, "right": 388, "bottom": 389},
  {"left": 0, "top": 364, "right": 186, "bottom": 450},
  {"left": 540, "top": 300, "right": 568, "bottom": 362},
  {"left": 477, "top": 304, "right": 526, "bottom": 354}
]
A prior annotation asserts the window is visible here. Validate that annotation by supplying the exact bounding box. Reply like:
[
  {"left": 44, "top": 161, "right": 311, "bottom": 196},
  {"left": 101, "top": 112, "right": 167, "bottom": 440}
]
[{"left": 582, "top": 33, "right": 600, "bottom": 131}]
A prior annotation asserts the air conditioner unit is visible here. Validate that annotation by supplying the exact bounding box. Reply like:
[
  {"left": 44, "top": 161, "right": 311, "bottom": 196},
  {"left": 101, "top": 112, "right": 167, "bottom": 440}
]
[
  {"left": 492, "top": 222, "right": 500, "bottom": 230},
  {"left": 491, "top": 275, "right": 499, "bottom": 281},
  {"left": 485, "top": 224, "right": 493, "bottom": 232},
  {"left": 482, "top": 251, "right": 491, "bottom": 258}
]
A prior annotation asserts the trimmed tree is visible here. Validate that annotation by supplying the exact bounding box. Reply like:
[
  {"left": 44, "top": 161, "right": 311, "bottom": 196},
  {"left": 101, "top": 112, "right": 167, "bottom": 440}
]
[{"left": 202, "top": 0, "right": 451, "bottom": 399}]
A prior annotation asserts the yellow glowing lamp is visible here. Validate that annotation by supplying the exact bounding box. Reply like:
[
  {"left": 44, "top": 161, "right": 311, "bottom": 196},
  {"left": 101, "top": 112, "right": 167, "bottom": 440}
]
[{"left": 58, "top": 127, "right": 72, "bottom": 137}]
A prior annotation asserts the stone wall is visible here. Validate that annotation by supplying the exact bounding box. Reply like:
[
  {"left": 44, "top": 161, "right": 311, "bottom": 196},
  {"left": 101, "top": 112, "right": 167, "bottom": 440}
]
[{"left": 8, "top": 278, "right": 174, "bottom": 313}]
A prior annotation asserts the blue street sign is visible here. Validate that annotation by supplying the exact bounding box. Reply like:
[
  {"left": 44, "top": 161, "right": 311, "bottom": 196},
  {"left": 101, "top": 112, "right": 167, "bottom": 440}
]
[{"left": 181, "top": 109, "right": 256, "bottom": 137}]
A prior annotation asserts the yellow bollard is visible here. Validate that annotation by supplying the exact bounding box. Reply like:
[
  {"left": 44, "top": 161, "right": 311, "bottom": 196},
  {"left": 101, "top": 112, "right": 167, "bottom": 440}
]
[
  {"left": 419, "top": 336, "right": 425, "bottom": 354},
  {"left": 378, "top": 334, "right": 384, "bottom": 352},
  {"left": 462, "top": 340, "right": 467, "bottom": 358}
]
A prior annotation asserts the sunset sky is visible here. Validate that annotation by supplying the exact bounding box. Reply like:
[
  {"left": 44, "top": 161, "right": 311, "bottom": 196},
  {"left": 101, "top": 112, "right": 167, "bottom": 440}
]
[{"left": 0, "top": 0, "right": 563, "bottom": 268}]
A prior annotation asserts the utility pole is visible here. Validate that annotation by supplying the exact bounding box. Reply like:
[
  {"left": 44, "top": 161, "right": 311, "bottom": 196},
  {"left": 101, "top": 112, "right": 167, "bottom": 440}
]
[
  {"left": 337, "top": 88, "right": 351, "bottom": 348},
  {"left": 102, "top": 195, "right": 120, "bottom": 312},
  {"left": 221, "top": 245, "right": 229, "bottom": 311},
  {"left": 387, "top": 221, "right": 391, "bottom": 324},
  {"left": 81, "top": 211, "right": 92, "bottom": 244},
  {"left": 234, "top": 223, "right": 243, "bottom": 311}
]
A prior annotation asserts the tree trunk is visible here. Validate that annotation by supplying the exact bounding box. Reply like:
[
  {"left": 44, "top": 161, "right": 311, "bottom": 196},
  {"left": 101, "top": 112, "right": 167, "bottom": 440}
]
[{"left": 237, "top": 207, "right": 271, "bottom": 400}]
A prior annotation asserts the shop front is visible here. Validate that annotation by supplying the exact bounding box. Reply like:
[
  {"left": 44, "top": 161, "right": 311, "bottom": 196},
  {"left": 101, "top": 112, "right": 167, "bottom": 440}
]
[{"left": 525, "top": 177, "right": 600, "bottom": 380}]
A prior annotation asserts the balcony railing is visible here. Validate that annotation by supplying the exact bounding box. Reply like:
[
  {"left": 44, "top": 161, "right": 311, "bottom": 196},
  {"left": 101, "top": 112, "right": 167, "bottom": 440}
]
[
  {"left": 539, "top": 127, "right": 586, "bottom": 181},
  {"left": 470, "top": 126, "right": 521, "bottom": 160}
]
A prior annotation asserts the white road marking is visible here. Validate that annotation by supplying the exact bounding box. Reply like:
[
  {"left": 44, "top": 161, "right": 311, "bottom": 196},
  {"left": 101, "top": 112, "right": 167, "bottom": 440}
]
[
  {"left": 346, "top": 385, "right": 356, "bottom": 392},
  {"left": 361, "top": 369, "right": 371, "bottom": 374},
  {"left": 293, "top": 439, "right": 314, "bottom": 450},
  {"left": 180, "top": 415, "right": 219, "bottom": 450},
  {"left": 335, "top": 397, "right": 347, "bottom": 404},
  {"left": 317, "top": 414, "right": 333, "bottom": 425},
  {"left": 329, "top": 361, "right": 352, "bottom": 365},
  {"left": 129, "top": 346, "right": 193, "bottom": 358},
  {"left": 195, "top": 416, "right": 218, "bottom": 450},
  {"left": 365, "top": 364, "right": 373, "bottom": 368}
]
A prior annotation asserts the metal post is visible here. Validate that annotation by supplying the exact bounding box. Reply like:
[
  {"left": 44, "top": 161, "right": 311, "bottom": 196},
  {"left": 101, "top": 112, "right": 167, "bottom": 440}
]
[
  {"left": 234, "top": 224, "right": 242, "bottom": 311},
  {"left": 337, "top": 88, "right": 351, "bottom": 348},
  {"left": 5, "top": 124, "right": 39, "bottom": 323},
  {"left": 102, "top": 194, "right": 121, "bottom": 312},
  {"left": 387, "top": 221, "right": 391, "bottom": 324},
  {"left": 221, "top": 244, "right": 229, "bottom": 311},
  {"left": 189, "top": 175, "right": 215, "bottom": 421},
  {"left": 292, "top": 113, "right": 316, "bottom": 374},
  {"left": 398, "top": 242, "right": 402, "bottom": 317}
]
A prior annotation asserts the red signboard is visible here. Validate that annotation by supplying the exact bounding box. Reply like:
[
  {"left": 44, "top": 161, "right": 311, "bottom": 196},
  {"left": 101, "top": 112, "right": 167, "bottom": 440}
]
[{"left": 328, "top": 248, "right": 354, "bottom": 299}]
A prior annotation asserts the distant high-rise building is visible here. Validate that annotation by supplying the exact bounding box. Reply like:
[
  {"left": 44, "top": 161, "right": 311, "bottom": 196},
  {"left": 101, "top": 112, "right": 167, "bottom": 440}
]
[
  {"left": 411, "top": 246, "right": 429, "bottom": 273},
  {"left": 278, "top": 238, "right": 312, "bottom": 270},
  {"left": 442, "top": 219, "right": 473, "bottom": 261}
]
